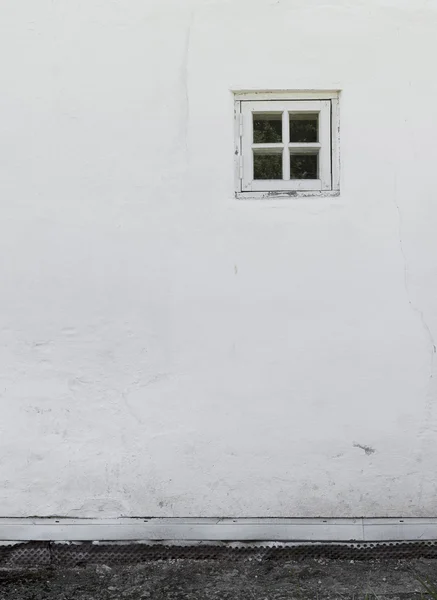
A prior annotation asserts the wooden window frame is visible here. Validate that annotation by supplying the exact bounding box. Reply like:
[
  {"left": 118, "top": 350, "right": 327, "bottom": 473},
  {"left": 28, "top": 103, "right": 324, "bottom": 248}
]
[{"left": 234, "top": 91, "right": 340, "bottom": 199}]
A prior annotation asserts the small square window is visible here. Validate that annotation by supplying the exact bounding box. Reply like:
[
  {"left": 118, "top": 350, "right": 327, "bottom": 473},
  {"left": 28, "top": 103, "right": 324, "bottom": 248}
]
[{"left": 234, "top": 91, "right": 340, "bottom": 198}]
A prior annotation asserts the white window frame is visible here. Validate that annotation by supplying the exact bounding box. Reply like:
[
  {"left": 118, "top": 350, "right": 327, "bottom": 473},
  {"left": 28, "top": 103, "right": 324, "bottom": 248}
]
[{"left": 234, "top": 90, "right": 340, "bottom": 199}]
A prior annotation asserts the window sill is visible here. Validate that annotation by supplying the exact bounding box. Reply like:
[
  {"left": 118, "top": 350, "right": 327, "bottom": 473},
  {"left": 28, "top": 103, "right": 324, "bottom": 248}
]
[{"left": 235, "top": 190, "right": 340, "bottom": 200}]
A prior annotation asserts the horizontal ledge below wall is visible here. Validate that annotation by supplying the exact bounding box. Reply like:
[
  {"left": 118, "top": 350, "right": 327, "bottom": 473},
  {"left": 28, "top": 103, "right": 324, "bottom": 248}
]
[
  {"left": 0, "top": 518, "right": 436, "bottom": 542},
  {"left": 235, "top": 190, "right": 341, "bottom": 200}
]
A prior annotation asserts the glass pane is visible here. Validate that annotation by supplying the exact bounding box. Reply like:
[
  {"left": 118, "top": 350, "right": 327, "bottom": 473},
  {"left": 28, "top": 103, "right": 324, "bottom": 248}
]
[
  {"left": 289, "top": 113, "right": 318, "bottom": 143},
  {"left": 290, "top": 153, "right": 318, "bottom": 179},
  {"left": 253, "top": 113, "right": 282, "bottom": 143},
  {"left": 254, "top": 152, "right": 282, "bottom": 180}
]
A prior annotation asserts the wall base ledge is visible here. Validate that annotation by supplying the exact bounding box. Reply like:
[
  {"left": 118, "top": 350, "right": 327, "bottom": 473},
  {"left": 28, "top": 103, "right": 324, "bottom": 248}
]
[{"left": 0, "top": 518, "right": 436, "bottom": 542}]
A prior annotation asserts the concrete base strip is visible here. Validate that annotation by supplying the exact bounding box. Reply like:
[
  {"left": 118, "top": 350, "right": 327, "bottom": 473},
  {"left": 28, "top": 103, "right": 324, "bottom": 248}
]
[{"left": 0, "top": 518, "right": 436, "bottom": 542}]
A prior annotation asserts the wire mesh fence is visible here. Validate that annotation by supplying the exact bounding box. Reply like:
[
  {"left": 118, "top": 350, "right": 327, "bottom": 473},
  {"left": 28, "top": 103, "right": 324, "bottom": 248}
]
[{"left": 2, "top": 541, "right": 437, "bottom": 567}]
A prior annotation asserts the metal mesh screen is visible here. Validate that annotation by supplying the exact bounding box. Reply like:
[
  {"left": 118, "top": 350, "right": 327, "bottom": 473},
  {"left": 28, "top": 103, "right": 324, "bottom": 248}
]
[{"left": 3, "top": 541, "right": 437, "bottom": 567}]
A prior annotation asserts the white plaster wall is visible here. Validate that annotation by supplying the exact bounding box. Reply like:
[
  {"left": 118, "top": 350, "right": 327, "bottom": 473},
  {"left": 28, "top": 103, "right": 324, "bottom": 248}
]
[{"left": 0, "top": 0, "right": 436, "bottom": 518}]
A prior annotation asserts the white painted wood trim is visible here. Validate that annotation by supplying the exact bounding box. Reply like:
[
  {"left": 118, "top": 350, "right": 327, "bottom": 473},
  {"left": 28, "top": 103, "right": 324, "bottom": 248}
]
[
  {"left": 282, "top": 110, "right": 290, "bottom": 181},
  {"left": 241, "top": 100, "right": 329, "bottom": 193},
  {"left": 241, "top": 101, "right": 254, "bottom": 192},
  {"left": 331, "top": 96, "right": 341, "bottom": 191},
  {"left": 288, "top": 143, "right": 321, "bottom": 150},
  {"left": 233, "top": 90, "right": 341, "bottom": 101},
  {"left": 234, "top": 100, "right": 242, "bottom": 193},
  {"left": 250, "top": 179, "right": 322, "bottom": 192},
  {"left": 318, "top": 100, "right": 331, "bottom": 190},
  {"left": 1, "top": 518, "right": 437, "bottom": 542}
]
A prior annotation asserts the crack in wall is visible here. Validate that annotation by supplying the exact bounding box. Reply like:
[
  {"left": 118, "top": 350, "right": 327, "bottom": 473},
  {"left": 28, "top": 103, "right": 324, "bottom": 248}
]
[
  {"left": 392, "top": 173, "right": 436, "bottom": 433},
  {"left": 181, "top": 10, "right": 194, "bottom": 157}
]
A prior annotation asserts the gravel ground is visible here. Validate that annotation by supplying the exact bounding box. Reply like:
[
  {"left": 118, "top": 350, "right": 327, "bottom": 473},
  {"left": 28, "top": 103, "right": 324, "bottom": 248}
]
[{"left": 1, "top": 558, "right": 437, "bottom": 600}]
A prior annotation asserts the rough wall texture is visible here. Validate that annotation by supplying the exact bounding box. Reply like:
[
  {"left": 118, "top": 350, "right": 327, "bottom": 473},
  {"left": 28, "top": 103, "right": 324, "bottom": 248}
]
[{"left": 0, "top": 0, "right": 437, "bottom": 517}]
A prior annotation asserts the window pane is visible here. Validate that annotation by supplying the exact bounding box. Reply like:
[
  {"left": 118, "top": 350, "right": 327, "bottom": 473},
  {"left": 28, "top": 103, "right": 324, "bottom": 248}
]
[
  {"left": 254, "top": 152, "right": 282, "bottom": 180},
  {"left": 290, "top": 153, "right": 318, "bottom": 179},
  {"left": 253, "top": 113, "right": 282, "bottom": 143},
  {"left": 289, "top": 113, "right": 318, "bottom": 143}
]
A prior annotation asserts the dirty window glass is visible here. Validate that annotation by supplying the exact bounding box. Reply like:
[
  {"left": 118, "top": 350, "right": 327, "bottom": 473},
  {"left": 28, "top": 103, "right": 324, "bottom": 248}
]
[
  {"left": 254, "top": 152, "right": 282, "bottom": 179},
  {"left": 253, "top": 113, "right": 282, "bottom": 144},
  {"left": 290, "top": 153, "right": 318, "bottom": 179},
  {"left": 289, "top": 114, "right": 318, "bottom": 143}
]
